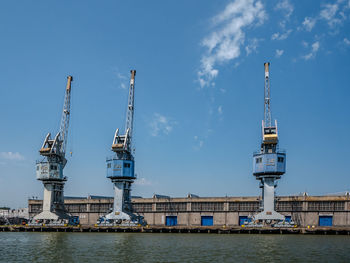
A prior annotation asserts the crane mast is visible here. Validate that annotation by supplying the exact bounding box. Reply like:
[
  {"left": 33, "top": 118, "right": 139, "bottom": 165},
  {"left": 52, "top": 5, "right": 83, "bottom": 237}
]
[
  {"left": 99, "top": 70, "right": 144, "bottom": 226},
  {"left": 32, "top": 76, "right": 75, "bottom": 226},
  {"left": 251, "top": 63, "right": 287, "bottom": 226}
]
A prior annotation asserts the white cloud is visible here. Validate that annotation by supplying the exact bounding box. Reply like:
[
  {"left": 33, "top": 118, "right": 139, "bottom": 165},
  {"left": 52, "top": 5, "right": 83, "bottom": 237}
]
[
  {"left": 271, "top": 29, "right": 292, "bottom": 40},
  {"left": 194, "top": 135, "right": 204, "bottom": 149},
  {"left": 199, "top": 140, "right": 204, "bottom": 148},
  {"left": 117, "top": 73, "right": 127, "bottom": 80},
  {"left": 150, "top": 113, "right": 176, "bottom": 137},
  {"left": 218, "top": 105, "right": 223, "bottom": 115},
  {"left": 111, "top": 69, "right": 129, "bottom": 90},
  {"left": 245, "top": 38, "right": 261, "bottom": 55},
  {"left": 273, "top": 0, "right": 293, "bottom": 40},
  {"left": 303, "top": 41, "right": 320, "bottom": 60},
  {"left": 320, "top": 3, "right": 339, "bottom": 27},
  {"left": 303, "top": 53, "right": 313, "bottom": 61},
  {"left": 302, "top": 17, "right": 317, "bottom": 31},
  {"left": 0, "top": 152, "right": 25, "bottom": 161},
  {"left": 319, "top": 1, "right": 350, "bottom": 28},
  {"left": 275, "top": 0, "right": 294, "bottom": 19},
  {"left": 198, "top": 0, "right": 266, "bottom": 88},
  {"left": 344, "top": 37, "right": 350, "bottom": 45},
  {"left": 275, "top": 49, "right": 284, "bottom": 58},
  {"left": 312, "top": 41, "right": 320, "bottom": 51},
  {"left": 134, "top": 177, "right": 152, "bottom": 186},
  {"left": 116, "top": 73, "right": 128, "bottom": 89},
  {"left": 300, "top": 1, "right": 350, "bottom": 33}
]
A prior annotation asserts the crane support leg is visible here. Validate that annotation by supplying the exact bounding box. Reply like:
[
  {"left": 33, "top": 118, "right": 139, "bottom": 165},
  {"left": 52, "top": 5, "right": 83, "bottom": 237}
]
[
  {"left": 254, "top": 178, "right": 284, "bottom": 221},
  {"left": 33, "top": 181, "right": 69, "bottom": 223}
]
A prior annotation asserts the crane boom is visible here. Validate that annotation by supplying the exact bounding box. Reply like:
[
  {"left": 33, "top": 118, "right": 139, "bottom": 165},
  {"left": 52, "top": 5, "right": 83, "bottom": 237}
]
[
  {"left": 264, "top": 62, "right": 272, "bottom": 128},
  {"left": 39, "top": 76, "right": 73, "bottom": 167},
  {"left": 59, "top": 75, "right": 73, "bottom": 156},
  {"left": 111, "top": 70, "right": 136, "bottom": 156},
  {"left": 125, "top": 70, "right": 136, "bottom": 138}
]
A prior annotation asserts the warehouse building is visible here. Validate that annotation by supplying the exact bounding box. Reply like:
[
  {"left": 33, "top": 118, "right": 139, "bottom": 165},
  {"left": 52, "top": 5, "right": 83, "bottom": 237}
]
[{"left": 28, "top": 193, "right": 350, "bottom": 227}]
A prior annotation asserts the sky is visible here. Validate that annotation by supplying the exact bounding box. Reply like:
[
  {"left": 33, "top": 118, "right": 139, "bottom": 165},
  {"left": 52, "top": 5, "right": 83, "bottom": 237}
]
[{"left": 0, "top": 0, "right": 350, "bottom": 208}]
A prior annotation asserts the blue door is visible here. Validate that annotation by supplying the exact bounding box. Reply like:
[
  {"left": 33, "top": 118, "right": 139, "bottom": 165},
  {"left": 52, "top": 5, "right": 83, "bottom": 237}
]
[
  {"left": 319, "top": 216, "right": 333, "bottom": 226},
  {"left": 201, "top": 216, "right": 213, "bottom": 226},
  {"left": 285, "top": 216, "right": 291, "bottom": 223},
  {"left": 239, "top": 216, "right": 251, "bottom": 226},
  {"left": 166, "top": 216, "right": 177, "bottom": 226}
]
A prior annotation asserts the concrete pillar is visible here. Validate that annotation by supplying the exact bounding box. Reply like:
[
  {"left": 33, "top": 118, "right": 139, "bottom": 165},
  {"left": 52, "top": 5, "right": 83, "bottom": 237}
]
[
  {"left": 113, "top": 182, "right": 125, "bottom": 212},
  {"left": 263, "top": 178, "right": 275, "bottom": 212},
  {"left": 42, "top": 184, "right": 54, "bottom": 213}
]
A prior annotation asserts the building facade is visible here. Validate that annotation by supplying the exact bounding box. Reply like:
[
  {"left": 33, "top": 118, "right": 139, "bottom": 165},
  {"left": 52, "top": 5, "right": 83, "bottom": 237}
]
[{"left": 28, "top": 194, "right": 350, "bottom": 227}]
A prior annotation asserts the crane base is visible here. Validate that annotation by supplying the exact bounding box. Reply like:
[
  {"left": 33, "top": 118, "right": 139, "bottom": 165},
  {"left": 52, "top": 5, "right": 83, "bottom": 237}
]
[
  {"left": 28, "top": 211, "right": 79, "bottom": 226},
  {"left": 97, "top": 211, "right": 145, "bottom": 227},
  {"left": 243, "top": 218, "right": 296, "bottom": 228},
  {"left": 254, "top": 210, "right": 285, "bottom": 221}
]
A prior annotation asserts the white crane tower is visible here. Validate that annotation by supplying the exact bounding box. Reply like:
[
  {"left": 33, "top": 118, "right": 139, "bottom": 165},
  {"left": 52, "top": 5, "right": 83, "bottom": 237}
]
[
  {"left": 98, "top": 70, "right": 144, "bottom": 226},
  {"left": 32, "top": 76, "right": 74, "bottom": 225},
  {"left": 252, "top": 63, "right": 288, "bottom": 226}
]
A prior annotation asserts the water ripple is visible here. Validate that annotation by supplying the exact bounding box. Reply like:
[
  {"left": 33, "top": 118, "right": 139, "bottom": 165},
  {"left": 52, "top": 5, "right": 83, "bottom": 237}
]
[{"left": 0, "top": 233, "right": 349, "bottom": 262}]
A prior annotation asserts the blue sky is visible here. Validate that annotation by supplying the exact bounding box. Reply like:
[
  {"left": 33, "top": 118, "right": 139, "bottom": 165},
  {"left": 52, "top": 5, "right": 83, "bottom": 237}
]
[{"left": 0, "top": 0, "right": 350, "bottom": 208}]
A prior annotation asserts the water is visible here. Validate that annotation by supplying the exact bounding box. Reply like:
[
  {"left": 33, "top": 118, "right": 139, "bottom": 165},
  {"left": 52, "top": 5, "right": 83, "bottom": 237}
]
[{"left": 1, "top": 232, "right": 349, "bottom": 262}]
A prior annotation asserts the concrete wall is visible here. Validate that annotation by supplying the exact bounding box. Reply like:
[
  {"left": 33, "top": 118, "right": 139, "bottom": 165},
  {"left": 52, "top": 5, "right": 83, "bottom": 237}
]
[
  {"left": 28, "top": 195, "right": 350, "bottom": 227},
  {"left": 333, "top": 212, "right": 350, "bottom": 226},
  {"left": 136, "top": 211, "right": 350, "bottom": 227},
  {"left": 226, "top": 213, "right": 239, "bottom": 226},
  {"left": 70, "top": 212, "right": 102, "bottom": 226}
]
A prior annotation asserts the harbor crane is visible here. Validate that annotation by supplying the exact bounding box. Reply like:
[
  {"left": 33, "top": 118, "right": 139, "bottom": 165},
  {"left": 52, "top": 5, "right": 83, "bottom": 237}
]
[
  {"left": 98, "top": 70, "right": 144, "bottom": 226},
  {"left": 251, "top": 63, "right": 289, "bottom": 226},
  {"left": 32, "top": 76, "right": 76, "bottom": 226}
]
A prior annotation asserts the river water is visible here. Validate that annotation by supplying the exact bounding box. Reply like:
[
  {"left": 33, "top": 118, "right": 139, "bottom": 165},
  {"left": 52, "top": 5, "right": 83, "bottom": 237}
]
[{"left": 0, "top": 232, "right": 349, "bottom": 262}]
